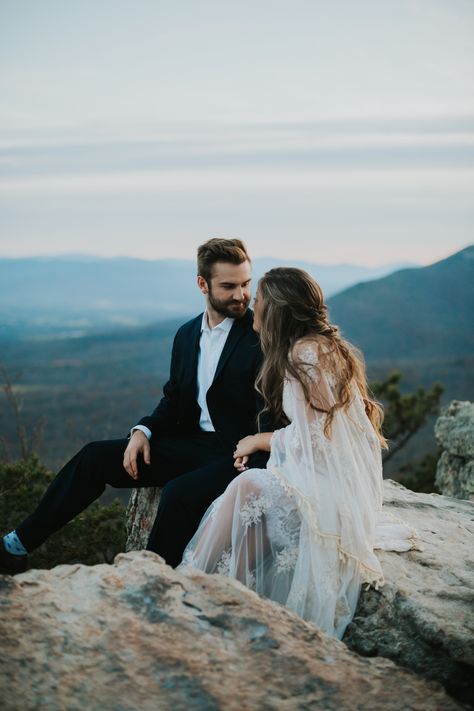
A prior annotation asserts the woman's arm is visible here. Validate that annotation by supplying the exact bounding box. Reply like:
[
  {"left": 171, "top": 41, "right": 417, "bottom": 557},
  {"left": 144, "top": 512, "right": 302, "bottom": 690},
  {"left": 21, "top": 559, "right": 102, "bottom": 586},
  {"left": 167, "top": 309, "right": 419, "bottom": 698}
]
[
  {"left": 233, "top": 432, "right": 273, "bottom": 471},
  {"left": 234, "top": 432, "right": 273, "bottom": 458}
]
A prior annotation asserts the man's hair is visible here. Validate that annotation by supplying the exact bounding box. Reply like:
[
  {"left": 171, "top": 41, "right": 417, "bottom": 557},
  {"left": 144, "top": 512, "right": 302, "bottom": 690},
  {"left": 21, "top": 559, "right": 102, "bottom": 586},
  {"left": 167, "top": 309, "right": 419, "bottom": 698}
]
[{"left": 197, "top": 237, "right": 250, "bottom": 283}]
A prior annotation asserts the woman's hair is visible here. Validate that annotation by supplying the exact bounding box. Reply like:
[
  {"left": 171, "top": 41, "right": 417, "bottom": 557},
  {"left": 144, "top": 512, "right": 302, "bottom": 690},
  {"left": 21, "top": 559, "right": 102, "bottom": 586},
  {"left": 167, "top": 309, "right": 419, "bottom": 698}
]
[
  {"left": 256, "top": 267, "right": 387, "bottom": 448},
  {"left": 197, "top": 237, "right": 250, "bottom": 283}
]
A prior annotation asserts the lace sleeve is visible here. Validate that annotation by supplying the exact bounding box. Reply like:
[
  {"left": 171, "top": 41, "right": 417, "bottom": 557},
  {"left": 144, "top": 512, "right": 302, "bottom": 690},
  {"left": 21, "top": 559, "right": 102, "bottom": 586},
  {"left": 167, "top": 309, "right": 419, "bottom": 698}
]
[
  {"left": 271, "top": 338, "right": 336, "bottom": 455},
  {"left": 267, "top": 336, "right": 390, "bottom": 590},
  {"left": 290, "top": 338, "right": 337, "bottom": 414}
]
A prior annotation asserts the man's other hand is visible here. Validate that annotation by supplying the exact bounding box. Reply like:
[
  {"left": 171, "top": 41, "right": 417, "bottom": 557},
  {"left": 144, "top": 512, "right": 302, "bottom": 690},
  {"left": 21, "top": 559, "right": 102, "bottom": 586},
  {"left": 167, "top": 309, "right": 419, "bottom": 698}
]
[{"left": 123, "top": 430, "right": 151, "bottom": 480}]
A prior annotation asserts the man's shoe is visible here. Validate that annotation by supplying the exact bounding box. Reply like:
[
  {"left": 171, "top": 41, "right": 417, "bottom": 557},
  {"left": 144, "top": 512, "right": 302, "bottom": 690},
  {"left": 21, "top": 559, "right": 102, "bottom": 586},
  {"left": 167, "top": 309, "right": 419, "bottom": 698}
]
[{"left": 0, "top": 536, "right": 28, "bottom": 575}]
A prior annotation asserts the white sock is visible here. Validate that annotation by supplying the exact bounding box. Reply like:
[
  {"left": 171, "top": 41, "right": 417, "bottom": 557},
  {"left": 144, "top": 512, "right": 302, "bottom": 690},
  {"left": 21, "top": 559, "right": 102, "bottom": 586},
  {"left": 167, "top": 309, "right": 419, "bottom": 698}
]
[{"left": 3, "top": 530, "right": 28, "bottom": 556}]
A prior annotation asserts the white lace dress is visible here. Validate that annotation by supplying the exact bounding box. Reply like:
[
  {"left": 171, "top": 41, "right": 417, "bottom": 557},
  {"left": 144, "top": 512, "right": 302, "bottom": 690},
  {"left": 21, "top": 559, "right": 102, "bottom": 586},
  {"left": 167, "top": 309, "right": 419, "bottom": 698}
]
[{"left": 177, "top": 338, "right": 418, "bottom": 639}]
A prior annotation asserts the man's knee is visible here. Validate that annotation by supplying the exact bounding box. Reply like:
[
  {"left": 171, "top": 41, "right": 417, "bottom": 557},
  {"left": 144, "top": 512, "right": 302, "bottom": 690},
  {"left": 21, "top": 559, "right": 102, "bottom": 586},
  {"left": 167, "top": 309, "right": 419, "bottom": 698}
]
[
  {"left": 71, "top": 439, "right": 126, "bottom": 481},
  {"left": 80, "top": 439, "right": 110, "bottom": 453},
  {"left": 78, "top": 440, "right": 108, "bottom": 467},
  {"left": 160, "top": 477, "right": 185, "bottom": 505}
]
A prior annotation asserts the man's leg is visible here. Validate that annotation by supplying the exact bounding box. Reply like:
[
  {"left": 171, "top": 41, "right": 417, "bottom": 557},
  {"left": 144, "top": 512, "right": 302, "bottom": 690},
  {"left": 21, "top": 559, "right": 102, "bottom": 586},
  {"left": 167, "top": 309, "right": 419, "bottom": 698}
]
[
  {"left": 147, "top": 455, "right": 238, "bottom": 568},
  {"left": 14, "top": 437, "right": 186, "bottom": 554}
]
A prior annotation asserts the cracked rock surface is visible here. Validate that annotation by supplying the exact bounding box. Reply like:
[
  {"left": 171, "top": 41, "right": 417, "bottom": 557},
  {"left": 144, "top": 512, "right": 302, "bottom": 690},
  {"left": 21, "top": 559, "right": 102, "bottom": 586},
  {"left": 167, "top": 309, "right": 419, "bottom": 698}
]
[
  {"left": 1, "top": 479, "right": 473, "bottom": 709},
  {"left": 0, "top": 546, "right": 465, "bottom": 711},
  {"left": 344, "top": 480, "right": 474, "bottom": 706},
  {"left": 435, "top": 400, "right": 474, "bottom": 501}
]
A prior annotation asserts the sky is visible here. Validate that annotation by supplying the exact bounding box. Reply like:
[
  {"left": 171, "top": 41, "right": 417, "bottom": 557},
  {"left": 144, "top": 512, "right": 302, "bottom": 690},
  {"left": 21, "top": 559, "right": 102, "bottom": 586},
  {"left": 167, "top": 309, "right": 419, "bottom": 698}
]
[{"left": 0, "top": 0, "right": 473, "bottom": 266}]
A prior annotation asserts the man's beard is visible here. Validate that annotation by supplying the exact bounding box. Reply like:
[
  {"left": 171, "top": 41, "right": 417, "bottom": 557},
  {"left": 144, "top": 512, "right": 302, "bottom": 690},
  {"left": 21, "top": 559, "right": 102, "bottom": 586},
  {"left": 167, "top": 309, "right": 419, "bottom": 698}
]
[{"left": 208, "top": 289, "right": 250, "bottom": 319}]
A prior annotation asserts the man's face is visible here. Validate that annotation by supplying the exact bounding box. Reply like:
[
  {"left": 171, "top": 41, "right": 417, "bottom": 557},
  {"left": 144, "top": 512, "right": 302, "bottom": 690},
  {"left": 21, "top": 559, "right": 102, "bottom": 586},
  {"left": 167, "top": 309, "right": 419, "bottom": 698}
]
[{"left": 200, "top": 261, "right": 252, "bottom": 319}]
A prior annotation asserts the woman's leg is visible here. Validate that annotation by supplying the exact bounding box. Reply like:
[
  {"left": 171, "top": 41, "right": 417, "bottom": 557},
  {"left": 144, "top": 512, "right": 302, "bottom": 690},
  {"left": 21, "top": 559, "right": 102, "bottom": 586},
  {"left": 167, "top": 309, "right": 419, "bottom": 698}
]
[{"left": 189, "top": 469, "right": 270, "bottom": 584}]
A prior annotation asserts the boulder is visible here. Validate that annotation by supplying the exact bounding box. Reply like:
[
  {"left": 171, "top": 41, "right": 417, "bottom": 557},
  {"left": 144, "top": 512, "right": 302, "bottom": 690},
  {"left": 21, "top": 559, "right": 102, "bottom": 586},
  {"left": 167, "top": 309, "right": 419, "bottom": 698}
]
[
  {"left": 0, "top": 550, "right": 462, "bottom": 711},
  {"left": 126, "top": 486, "right": 161, "bottom": 551},
  {"left": 344, "top": 480, "right": 474, "bottom": 705},
  {"left": 435, "top": 400, "right": 474, "bottom": 500},
  {"left": 124, "top": 477, "right": 474, "bottom": 706}
]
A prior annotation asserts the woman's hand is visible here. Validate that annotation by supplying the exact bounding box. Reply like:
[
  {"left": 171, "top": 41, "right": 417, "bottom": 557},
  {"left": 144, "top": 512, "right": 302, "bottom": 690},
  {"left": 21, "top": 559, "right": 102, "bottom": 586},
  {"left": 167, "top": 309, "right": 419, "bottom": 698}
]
[
  {"left": 233, "top": 435, "right": 259, "bottom": 460},
  {"left": 234, "top": 455, "right": 249, "bottom": 472},
  {"left": 233, "top": 432, "right": 274, "bottom": 472},
  {"left": 233, "top": 436, "right": 257, "bottom": 473}
]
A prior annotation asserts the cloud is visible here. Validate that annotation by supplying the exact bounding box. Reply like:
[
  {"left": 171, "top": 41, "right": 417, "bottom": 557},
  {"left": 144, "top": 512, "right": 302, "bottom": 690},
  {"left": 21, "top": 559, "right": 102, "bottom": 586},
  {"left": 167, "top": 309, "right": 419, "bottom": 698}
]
[{"left": 1, "top": 117, "right": 473, "bottom": 188}]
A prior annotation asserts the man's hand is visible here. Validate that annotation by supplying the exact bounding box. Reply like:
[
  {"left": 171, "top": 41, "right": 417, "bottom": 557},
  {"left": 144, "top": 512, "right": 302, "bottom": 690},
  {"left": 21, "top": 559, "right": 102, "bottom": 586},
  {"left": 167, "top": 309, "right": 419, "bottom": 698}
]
[{"left": 123, "top": 430, "right": 151, "bottom": 480}]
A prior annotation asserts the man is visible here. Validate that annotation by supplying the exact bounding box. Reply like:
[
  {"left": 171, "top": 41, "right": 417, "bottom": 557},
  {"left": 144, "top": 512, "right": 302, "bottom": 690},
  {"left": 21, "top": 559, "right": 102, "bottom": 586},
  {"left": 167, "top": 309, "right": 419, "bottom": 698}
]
[{"left": 1, "top": 238, "right": 270, "bottom": 574}]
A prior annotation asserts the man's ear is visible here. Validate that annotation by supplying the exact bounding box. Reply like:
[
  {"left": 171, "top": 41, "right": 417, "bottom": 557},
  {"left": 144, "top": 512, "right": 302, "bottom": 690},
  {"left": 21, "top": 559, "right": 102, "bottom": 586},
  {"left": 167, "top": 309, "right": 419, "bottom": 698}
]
[{"left": 197, "top": 275, "right": 209, "bottom": 295}]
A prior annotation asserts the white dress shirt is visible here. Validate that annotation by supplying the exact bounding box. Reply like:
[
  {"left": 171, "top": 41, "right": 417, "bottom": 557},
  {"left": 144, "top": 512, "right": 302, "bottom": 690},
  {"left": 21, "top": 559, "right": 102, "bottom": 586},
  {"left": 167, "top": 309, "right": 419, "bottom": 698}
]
[
  {"left": 132, "top": 311, "right": 234, "bottom": 439},
  {"left": 197, "top": 312, "right": 234, "bottom": 431}
]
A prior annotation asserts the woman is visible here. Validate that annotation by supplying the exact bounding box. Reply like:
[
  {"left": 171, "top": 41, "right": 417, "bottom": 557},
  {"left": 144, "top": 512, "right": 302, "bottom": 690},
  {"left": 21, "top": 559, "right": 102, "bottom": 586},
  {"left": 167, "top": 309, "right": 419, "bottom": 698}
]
[{"left": 177, "top": 268, "right": 418, "bottom": 639}]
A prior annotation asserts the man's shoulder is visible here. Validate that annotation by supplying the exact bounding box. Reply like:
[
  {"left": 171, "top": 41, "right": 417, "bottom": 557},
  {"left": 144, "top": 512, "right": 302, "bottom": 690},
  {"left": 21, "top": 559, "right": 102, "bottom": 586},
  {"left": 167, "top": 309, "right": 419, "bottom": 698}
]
[
  {"left": 175, "top": 313, "right": 204, "bottom": 337},
  {"left": 171, "top": 315, "right": 202, "bottom": 348}
]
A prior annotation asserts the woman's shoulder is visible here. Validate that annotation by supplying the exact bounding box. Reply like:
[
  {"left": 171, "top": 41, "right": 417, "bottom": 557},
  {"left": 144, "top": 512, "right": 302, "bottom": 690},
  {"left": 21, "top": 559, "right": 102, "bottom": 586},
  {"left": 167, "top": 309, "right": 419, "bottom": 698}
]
[{"left": 290, "top": 335, "right": 332, "bottom": 363}]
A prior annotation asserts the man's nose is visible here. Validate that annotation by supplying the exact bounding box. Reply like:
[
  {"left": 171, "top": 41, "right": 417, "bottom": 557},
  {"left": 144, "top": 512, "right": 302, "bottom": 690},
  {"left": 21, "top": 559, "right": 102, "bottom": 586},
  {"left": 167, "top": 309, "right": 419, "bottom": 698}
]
[{"left": 234, "top": 287, "right": 246, "bottom": 301}]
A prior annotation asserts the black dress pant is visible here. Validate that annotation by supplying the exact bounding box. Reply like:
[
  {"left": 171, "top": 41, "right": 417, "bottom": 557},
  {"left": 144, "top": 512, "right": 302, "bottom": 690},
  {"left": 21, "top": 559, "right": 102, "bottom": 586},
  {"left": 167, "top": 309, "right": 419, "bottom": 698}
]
[{"left": 16, "top": 432, "right": 243, "bottom": 568}]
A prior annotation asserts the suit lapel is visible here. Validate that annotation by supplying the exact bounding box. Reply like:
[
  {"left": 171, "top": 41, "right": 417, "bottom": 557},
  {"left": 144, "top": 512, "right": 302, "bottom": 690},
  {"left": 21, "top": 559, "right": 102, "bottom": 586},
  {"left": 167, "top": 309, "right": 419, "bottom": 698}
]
[
  {"left": 188, "top": 314, "right": 203, "bottom": 397},
  {"left": 212, "top": 310, "right": 252, "bottom": 384}
]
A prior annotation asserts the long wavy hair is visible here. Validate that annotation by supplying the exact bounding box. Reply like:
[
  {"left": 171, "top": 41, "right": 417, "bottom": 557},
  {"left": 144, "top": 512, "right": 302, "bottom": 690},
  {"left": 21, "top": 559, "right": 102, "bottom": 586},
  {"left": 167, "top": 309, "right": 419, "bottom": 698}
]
[{"left": 255, "top": 267, "right": 387, "bottom": 448}]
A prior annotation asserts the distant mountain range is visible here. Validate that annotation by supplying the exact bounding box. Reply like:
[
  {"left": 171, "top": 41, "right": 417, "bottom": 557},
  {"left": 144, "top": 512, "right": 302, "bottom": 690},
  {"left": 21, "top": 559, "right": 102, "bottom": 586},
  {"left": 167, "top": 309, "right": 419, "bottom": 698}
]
[
  {"left": 327, "top": 245, "right": 474, "bottom": 359},
  {"left": 0, "top": 255, "right": 415, "bottom": 339},
  {"left": 0, "top": 245, "right": 472, "bottom": 474}
]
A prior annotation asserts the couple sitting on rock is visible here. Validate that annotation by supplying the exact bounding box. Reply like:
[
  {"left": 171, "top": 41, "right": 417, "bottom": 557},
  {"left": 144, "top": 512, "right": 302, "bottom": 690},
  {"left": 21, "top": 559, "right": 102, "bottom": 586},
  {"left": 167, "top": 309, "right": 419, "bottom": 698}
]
[{"left": 1, "top": 237, "right": 417, "bottom": 639}]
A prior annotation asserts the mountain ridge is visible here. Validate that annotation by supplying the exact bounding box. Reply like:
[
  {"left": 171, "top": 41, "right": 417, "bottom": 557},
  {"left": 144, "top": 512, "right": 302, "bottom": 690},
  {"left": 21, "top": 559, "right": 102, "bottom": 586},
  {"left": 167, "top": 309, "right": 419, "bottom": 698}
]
[{"left": 327, "top": 245, "right": 474, "bottom": 360}]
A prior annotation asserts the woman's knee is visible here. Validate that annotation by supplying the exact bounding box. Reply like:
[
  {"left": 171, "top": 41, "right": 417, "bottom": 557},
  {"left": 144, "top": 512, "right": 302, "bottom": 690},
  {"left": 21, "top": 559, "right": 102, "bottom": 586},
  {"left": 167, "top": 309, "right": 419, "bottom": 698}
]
[{"left": 227, "top": 471, "right": 262, "bottom": 499}]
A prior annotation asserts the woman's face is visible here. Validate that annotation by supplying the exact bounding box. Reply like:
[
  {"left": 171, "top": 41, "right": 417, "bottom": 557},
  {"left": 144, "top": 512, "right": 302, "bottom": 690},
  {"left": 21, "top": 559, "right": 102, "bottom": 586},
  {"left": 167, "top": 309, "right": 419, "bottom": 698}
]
[{"left": 252, "top": 288, "right": 264, "bottom": 332}]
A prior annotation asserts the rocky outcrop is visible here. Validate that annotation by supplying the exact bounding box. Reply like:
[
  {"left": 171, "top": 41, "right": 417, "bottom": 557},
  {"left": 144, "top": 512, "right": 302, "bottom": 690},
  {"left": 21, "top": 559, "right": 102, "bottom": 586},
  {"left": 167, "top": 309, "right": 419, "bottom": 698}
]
[
  {"left": 124, "top": 478, "right": 474, "bottom": 706},
  {"left": 1, "top": 481, "right": 473, "bottom": 709},
  {"left": 435, "top": 400, "right": 474, "bottom": 501},
  {"left": 126, "top": 486, "right": 161, "bottom": 551},
  {"left": 344, "top": 480, "right": 474, "bottom": 706},
  {"left": 0, "top": 549, "right": 463, "bottom": 711}
]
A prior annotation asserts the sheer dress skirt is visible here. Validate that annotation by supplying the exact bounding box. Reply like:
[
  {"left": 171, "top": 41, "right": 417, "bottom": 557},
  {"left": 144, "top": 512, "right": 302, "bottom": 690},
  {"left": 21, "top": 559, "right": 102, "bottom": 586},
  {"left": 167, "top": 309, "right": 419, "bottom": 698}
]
[{"left": 177, "top": 337, "right": 418, "bottom": 639}]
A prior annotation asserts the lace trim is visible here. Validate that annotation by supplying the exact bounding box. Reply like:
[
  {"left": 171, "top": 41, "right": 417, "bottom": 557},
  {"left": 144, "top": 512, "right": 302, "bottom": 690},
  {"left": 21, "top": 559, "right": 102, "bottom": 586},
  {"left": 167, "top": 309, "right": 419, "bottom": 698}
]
[
  {"left": 295, "top": 344, "right": 319, "bottom": 381},
  {"left": 308, "top": 416, "right": 331, "bottom": 449},
  {"left": 275, "top": 547, "right": 299, "bottom": 573},
  {"left": 239, "top": 492, "right": 271, "bottom": 527},
  {"left": 292, "top": 338, "right": 339, "bottom": 387},
  {"left": 378, "top": 509, "right": 422, "bottom": 551},
  {"left": 267, "top": 464, "right": 387, "bottom": 589},
  {"left": 216, "top": 549, "right": 231, "bottom": 575},
  {"left": 181, "top": 549, "right": 197, "bottom": 567}
]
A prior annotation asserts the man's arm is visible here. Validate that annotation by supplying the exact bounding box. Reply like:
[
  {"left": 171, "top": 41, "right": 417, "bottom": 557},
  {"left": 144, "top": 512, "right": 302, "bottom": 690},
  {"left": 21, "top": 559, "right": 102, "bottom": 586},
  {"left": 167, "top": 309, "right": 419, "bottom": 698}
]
[
  {"left": 123, "top": 332, "right": 181, "bottom": 479},
  {"left": 132, "top": 331, "right": 181, "bottom": 438}
]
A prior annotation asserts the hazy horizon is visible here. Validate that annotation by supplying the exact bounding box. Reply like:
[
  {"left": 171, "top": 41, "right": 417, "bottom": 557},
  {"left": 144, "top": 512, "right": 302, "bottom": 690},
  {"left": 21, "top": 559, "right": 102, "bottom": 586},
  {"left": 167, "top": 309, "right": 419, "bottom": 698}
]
[
  {"left": 0, "top": 250, "right": 422, "bottom": 266},
  {"left": 1, "top": 245, "right": 470, "bottom": 269}
]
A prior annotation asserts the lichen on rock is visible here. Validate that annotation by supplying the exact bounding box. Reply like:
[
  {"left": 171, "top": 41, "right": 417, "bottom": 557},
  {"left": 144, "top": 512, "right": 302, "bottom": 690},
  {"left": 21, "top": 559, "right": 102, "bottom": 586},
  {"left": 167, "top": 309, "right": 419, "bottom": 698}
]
[
  {"left": 344, "top": 480, "right": 474, "bottom": 706},
  {"left": 0, "top": 547, "right": 466, "bottom": 711},
  {"left": 435, "top": 400, "right": 474, "bottom": 501},
  {"left": 1, "top": 479, "right": 473, "bottom": 709}
]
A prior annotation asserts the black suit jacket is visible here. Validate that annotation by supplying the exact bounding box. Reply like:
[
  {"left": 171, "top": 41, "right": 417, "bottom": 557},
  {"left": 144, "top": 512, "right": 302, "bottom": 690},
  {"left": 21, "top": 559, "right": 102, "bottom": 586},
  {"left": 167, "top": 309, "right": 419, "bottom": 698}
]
[{"left": 137, "top": 309, "right": 269, "bottom": 451}]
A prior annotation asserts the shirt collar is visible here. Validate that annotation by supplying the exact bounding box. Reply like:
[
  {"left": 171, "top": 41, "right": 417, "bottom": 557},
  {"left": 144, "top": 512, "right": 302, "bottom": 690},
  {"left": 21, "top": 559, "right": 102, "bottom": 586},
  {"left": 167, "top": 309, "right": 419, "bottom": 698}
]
[{"left": 201, "top": 311, "right": 235, "bottom": 334}]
